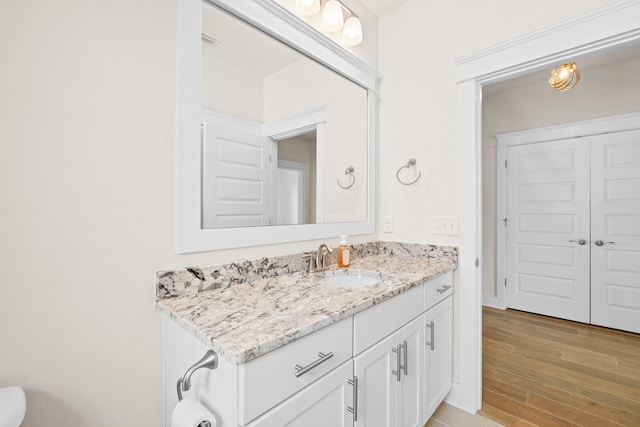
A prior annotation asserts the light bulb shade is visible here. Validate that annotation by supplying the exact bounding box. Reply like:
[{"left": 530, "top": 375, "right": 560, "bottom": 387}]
[
  {"left": 549, "top": 62, "right": 580, "bottom": 91},
  {"left": 322, "top": 0, "right": 344, "bottom": 32},
  {"left": 296, "top": 0, "right": 320, "bottom": 16},
  {"left": 341, "top": 16, "right": 363, "bottom": 46}
]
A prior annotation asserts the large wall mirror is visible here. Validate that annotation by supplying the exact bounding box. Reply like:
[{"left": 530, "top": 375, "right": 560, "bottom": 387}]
[{"left": 176, "top": 0, "right": 378, "bottom": 253}]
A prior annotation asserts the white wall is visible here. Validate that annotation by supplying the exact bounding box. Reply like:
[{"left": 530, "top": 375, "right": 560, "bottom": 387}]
[
  {"left": 377, "top": 0, "right": 608, "bottom": 247},
  {"left": 263, "top": 59, "right": 369, "bottom": 222},
  {"left": 377, "top": 0, "right": 608, "bottom": 389},
  {"left": 0, "top": 1, "right": 375, "bottom": 425},
  {"left": 482, "top": 55, "right": 640, "bottom": 300},
  {"left": 1, "top": 0, "right": 621, "bottom": 424},
  {"left": 201, "top": 55, "right": 264, "bottom": 122}
]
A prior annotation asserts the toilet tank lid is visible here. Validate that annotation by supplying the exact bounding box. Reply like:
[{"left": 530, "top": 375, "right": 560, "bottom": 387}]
[{"left": 0, "top": 386, "right": 26, "bottom": 427}]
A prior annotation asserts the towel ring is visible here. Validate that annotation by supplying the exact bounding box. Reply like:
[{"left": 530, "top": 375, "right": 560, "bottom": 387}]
[
  {"left": 337, "top": 166, "right": 355, "bottom": 189},
  {"left": 176, "top": 350, "right": 218, "bottom": 401},
  {"left": 396, "top": 158, "right": 421, "bottom": 185}
]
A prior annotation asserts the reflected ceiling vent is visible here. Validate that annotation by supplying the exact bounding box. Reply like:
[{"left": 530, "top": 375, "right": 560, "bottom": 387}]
[{"left": 201, "top": 33, "right": 221, "bottom": 47}]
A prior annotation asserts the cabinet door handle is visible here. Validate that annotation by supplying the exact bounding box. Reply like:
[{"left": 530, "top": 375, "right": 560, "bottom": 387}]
[
  {"left": 391, "top": 345, "right": 402, "bottom": 382},
  {"left": 594, "top": 240, "right": 615, "bottom": 246},
  {"left": 294, "top": 352, "right": 333, "bottom": 377},
  {"left": 399, "top": 340, "right": 408, "bottom": 377},
  {"left": 347, "top": 376, "right": 358, "bottom": 421},
  {"left": 436, "top": 285, "right": 452, "bottom": 294},
  {"left": 425, "top": 320, "right": 435, "bottom": 351}
]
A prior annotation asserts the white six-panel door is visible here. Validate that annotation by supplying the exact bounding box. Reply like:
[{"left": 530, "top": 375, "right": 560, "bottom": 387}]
[
  {"left": 590, "top": 129, "right": 640, "bottom": 333},
  {"left": 506, "top": 129, "right": 640, "bottom": 333},
  {"left": 201, "top": 110, "right": 272, "bottom": 229},
  {"left": 506, "top": 138, "right": 591, "bottom": 323}
]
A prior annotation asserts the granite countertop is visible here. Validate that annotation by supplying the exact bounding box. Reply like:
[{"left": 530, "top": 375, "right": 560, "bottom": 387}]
[{"left": 156, "top": 251, "right": 456, "bottom": 365}]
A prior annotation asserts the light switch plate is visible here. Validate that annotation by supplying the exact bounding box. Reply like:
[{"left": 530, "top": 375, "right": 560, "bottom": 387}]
[{"left": 432, "top": 216, "right": 459, "bottom": 235}]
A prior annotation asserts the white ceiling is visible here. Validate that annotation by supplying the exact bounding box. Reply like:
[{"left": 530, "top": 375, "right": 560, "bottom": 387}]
[
  {"left": 202, "top": 2, "right": 302, "bottom": 80},
  {"left": 483, "top": 43, "right": 640, "bottom": 96},
  {"left": 359, "top": 0, "right": 411, "bottom": 16}
]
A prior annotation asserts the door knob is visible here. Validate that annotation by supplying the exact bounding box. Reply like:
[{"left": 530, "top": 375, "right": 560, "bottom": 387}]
[
  {"left": 594, "top": 240, "right": 615, "bottom": 246},
  {"left": 569, "top": 239, "right": 587, "bottom": 245}
]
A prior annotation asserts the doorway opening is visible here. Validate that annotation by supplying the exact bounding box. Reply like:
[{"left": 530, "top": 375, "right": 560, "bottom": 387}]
[
  {"left": 453, "top": 0, "right": 640, "bottom": 416},
  {"left": 274, "top": 130, "right": 317, "bottom": 225}
]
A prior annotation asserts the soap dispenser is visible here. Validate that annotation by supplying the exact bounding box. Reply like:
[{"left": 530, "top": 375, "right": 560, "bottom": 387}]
[{"left": 337, "top": 235, "right": 350, "bottom": 268}]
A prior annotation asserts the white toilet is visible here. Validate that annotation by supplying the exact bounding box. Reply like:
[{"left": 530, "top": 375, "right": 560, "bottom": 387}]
[{"left": 0, "top": 387, "right": 26, "bottom": 427}]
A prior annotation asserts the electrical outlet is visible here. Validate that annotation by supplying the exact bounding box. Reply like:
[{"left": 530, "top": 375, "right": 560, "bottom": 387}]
[
  {"left": 432, "top": 216, "right": 459, "bottom": 235},
  {"left": 383, "top": 216, "right": 393, "bottom": 233}
]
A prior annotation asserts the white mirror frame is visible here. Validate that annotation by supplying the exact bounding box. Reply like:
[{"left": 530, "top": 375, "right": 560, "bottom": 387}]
[{"left": 176, "top": 0, "right": 378, "bottom": 253}]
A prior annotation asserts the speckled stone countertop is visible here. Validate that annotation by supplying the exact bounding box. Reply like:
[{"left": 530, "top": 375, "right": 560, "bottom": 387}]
[{"left": 156, "top": 242, "right": 457, "bottom": 364}]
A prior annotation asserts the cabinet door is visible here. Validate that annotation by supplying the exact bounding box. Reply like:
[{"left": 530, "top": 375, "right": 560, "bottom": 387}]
[
  {"left": 423, "top": 297, "right": 452, "bottom": 422},
  {"left": 354, "top": 332, "right": 397, "bottom": 427},
  {"left": 395, "top": 316, "right": 424, "bottom": 427},
  {"left": 247, "top": 361, "right": 354, "bottom": 427}
]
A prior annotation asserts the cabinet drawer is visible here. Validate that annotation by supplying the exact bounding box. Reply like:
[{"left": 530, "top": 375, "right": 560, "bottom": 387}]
[
  {"left": 353, "top": 283, "right": 423, "bottom": 355},
  {"left": 238, "top": 317, "right": 352, "bottom": 424},
  {"left": 424, "top": 271, "right": 453, "bottom": 310}
]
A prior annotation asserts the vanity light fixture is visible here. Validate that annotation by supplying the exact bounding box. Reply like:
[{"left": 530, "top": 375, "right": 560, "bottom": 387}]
[
  {"left": 295, "top": 0, "right": 363, "bottom": 46},
  {"left": 342, "top": 16, "right": 363, "bottom": 46},
  {"left": 322, "top": 0, "right": 344, "bottom": 32},
  {"left": 549, "top": 62, "right": 581, "bottom": 91},
  {"left": 296, "top": 0, "right": 320, "bottom": 16}
]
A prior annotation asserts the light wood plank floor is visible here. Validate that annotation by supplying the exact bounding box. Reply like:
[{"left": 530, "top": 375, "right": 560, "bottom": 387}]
[{"left": 481, "top": 307, "right": 640, "bottom": 427}]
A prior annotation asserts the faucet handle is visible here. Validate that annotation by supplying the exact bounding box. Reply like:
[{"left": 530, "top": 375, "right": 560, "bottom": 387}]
[{"left": 302, "top": 251, "right": 316, "bottom": 273}]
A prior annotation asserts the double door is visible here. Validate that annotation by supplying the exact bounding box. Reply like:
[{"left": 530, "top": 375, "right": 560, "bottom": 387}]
[{"left": 506, "top": 129, "right": 640, "bottom": 333}]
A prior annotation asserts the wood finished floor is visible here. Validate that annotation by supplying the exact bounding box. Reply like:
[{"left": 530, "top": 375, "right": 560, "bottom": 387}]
[{"left": 481, "top": 307, "right": 640, "bottom": 427}]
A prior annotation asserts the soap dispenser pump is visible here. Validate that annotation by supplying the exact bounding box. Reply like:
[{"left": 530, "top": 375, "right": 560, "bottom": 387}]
[{"left": 338, "top": 235, "right": 350, "bottom": 268}]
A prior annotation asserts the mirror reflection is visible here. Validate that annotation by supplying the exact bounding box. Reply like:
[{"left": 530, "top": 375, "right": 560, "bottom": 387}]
[{"left": 200, "top": 1, "right": 368, "bottom": 229}]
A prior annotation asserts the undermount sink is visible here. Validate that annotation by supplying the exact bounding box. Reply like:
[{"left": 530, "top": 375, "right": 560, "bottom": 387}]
[{"left": 319, "top": 269, "right": 383, "bottom": 288}]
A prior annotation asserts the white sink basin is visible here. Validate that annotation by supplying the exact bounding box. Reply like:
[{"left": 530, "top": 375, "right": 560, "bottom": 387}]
[{"left": 319, "top": 269, "right": 383, "bottom": 288}]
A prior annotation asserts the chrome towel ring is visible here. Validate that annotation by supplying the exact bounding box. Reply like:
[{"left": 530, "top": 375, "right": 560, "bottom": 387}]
[
  {"left": 396, "top": 158, "right": 421, "bottom": 185},
  {"left": 337, "top": 165, "right": 355, "bottom": 189}
]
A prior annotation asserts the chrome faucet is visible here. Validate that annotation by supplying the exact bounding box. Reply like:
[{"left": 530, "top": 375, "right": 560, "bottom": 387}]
[
  {"left": 316, "top": 243, "right": 333, "bottom": 271},
  {"left": 303, "top": 243, "right": 334, "bottom": 273}
]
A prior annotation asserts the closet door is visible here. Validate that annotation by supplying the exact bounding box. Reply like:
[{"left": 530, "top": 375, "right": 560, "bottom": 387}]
[
  {"left": 590, "top": 129, "right": 640, "bottom": 333},
  {"left": 506, "top": 138, "right": 591, "bottom": 322}
]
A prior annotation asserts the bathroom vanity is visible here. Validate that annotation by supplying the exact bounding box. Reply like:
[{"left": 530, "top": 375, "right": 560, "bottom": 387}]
[{"left": 157, "top": 243, "right": 456, "bottom": 426}]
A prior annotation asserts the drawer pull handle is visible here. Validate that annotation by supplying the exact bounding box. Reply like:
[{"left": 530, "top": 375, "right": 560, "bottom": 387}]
[
  {"left": 436, "top": 285, "right": 452, "bottom": 294},
  {"left": 295, "top": 352, "right": 334, "bottom": 377},
  {"left": 391, "top": 345, "right": 402, "bottom": 382},
  {"left": 426, "top": 321, "right": 435, "bottom": 351},
  {"left": 347, "top": 376, "right": 358, "bottom": 421},
  {"left": 399, "top": 340, "right": 408, "bottom": 377}
]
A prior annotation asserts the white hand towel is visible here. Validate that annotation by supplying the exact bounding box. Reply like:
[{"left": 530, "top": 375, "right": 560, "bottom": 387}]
[{"left": 171, "top": 398, "right": 217, "bottom": 427}]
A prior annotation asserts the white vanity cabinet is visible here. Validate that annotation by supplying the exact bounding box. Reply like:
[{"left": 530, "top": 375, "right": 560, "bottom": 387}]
[
  {"left": 352, "top": 283, "right": 425, "bottom": 427},
  {"left": 247, "top": 361, "right": 354, "bottom": 427},
  {"left": 423, "top": 274, "right": 454, "bottom": 421},
  {"left": 354, "top": 316, "right": 423, "bottom": 427},
  {"left": 162, "top": 271, "right": 454, "bottom": 427}
]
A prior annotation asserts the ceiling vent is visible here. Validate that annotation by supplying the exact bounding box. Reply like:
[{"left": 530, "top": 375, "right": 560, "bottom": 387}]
[{"left": 201, "top": 33, "right": 221, "bottom": 46}]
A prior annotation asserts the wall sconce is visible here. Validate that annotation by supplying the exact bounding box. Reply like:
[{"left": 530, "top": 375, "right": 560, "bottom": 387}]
[
  {"left": 549, "top": 62, "right": 581, "bottom": 91},
  {"left": 295, "top": 0, "right": 363, "bottom": 46}
]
